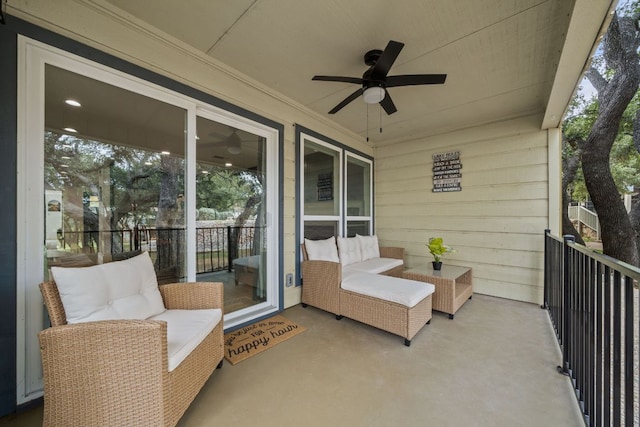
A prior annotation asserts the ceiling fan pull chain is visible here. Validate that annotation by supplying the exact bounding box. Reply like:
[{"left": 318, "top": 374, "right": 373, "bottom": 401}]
[
  {"left": 366, "top": 103, "right": 370, "bottom": 142},
  {"left": 379, "top": 103, "right": 383, "bottom": 134}
]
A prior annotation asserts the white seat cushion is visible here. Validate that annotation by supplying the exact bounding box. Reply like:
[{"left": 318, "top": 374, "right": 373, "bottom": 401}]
[
  {"left": 341, "top": 270, "right": 435, "bottom": 308},
  {"left": 51, "top": 251, "right": 166, "bottom": 324},
  {"left": 304, "top": 237, "right": 339, "bottom": 262},
  {"left": 343, "top": 257, "right": 403, "bottom": 275},
  {"left": 233, "top": 255, "right": 261, "bottom": 269},
  {"left": 149, "top": 308, "right": 222, "bottom": 372}
]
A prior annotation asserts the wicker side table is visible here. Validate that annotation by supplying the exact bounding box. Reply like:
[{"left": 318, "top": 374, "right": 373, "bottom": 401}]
[{"left": 403, "top": 265, "right": 472, "bottom": 319}]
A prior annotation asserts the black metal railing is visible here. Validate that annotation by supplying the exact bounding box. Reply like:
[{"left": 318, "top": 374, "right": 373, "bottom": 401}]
[
  {"left": 544, "top": 229, "right": 640, "bottom": 426},
  {"left": 59, "top": 225, "right": 260, "bottom": 274}
]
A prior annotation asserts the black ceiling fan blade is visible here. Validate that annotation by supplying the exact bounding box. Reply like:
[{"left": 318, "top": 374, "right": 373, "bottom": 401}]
[
  {"left": 312, "top": 75, "right": 363, "bottom": 85},
  {"left": 379, "top": 91, "right": 397, "bottom": 115},
  {"left": 328, "top": 88, "right": 364, "bottom": 114},
  {"left": 370, "top": 40, "right": 404, "bottom": 80},
  {"left": 386, "top": 74, "right": 447, "bottom": 87}
]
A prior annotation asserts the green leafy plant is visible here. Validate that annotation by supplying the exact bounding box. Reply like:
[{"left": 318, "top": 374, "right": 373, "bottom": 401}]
[{"left": 427, "top": 237, "right": 455, "bottom": 263}]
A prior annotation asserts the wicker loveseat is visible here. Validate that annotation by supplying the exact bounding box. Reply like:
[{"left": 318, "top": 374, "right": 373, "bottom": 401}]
[
  {"left": 301, "top": 236, "right": 435, "bottom": 346},
  {"left": 38, "top": 252, "right": 224, "bottom": 427}
]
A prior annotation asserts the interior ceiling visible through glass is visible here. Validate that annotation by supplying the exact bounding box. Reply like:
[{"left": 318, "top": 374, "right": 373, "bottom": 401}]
[{"left": 45, "top": 65, "right": 262, "bottom": 171}]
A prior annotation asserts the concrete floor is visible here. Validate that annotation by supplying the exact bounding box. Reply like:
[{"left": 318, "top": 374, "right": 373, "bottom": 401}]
[{"left": 1, "top": 294, "right": 584, "bottom": 427}]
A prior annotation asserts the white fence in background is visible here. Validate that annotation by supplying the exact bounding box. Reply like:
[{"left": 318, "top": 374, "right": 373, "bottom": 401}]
[{"left": 568, "top": 205, "right": 600, "bottom": 240}]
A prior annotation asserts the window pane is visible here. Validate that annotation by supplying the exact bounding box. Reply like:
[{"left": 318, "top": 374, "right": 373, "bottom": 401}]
[
  {"left": 304, "top": 221, "right": 338, "bottom": 240},
  {"left": 304, "top": 140, "right": 340, "bottom": 216},
  {"left": 346, "top": 155, "right": 371, "bottom": 217},
  {"left": 346, "top": 221, "right": 370, "bottom": 237},
  {"left": 44, "top": 65, "right": 186, "bottom": 283}
]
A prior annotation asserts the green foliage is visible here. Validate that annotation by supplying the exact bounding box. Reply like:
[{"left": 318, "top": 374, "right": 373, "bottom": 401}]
[
  {"left": 426, "top": 237, "right": 455, "bottom": 263},
  {"left": 44, "top": 131, "right": 263, "bottom": 233},
  {"left": 195, "top": 168, "right": 257, "bottom": 214},
  {"left": 562, "top": 91, "right": 640, "bottom": 201}
]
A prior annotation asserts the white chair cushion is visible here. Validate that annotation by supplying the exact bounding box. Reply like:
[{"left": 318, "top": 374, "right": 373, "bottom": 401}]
[
  {"left": 343, "top": 257, "right": 403, "bottom": 275},
  {"left": 341, "top": 270, "right": 435, "bottom": 308},
  {"left": 51, "top": 251, "right": 166, "bottom": 324},
  {"left": 304, "top": 237, "right": 339, "bottom": 263},
  {"left": 233, "top": 255, "right": 261, "bottom": 269},
  {"left": 356, "top": 234, "right": 380, "bottom": 261},
  {"left": 149, "top": 308, "right": 222, "bottom": 372},
  {"left": 337, "top": 236, "right": 362, "bottom": 266}
]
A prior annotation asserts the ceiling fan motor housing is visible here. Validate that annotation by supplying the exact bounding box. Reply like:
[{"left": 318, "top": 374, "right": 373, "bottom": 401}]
[{"left": 364, "top": 49, "right": 383, "bottom": 66}]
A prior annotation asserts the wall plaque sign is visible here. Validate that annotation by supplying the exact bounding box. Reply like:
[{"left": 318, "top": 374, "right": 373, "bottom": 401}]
[
  {"left": 432, "top": 151, "right": 462, "bottom": 192},
  {"left": 317, "top": 172, "right": 334, "bottom": 201}
]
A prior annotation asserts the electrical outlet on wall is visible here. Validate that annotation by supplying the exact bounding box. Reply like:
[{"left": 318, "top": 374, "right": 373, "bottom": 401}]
[{"left": 286, "top": 273, "right": 294, "bottom": 287}]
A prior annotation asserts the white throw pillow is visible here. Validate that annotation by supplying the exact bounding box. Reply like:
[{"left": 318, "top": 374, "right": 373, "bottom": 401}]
[
  {"left": 337, "top": 236, "right": 362, "bottom": 266},
  {"left": 357, "top": 234, "right": 380, "bottom": 261},
  {"left": 304, "top": 237, "right": 339, "bottom": 262},
  {"left": 51, "top": 251, "right": 166, "bottom": 324}
]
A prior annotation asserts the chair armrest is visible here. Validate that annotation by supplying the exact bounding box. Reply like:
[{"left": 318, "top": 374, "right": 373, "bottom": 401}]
[
  {"left": 159, "top": 282, "right": 223, "bottom": 310},
  {"left": 380, "top": 246, "right": 405, "bottom": 260},
  {"left": 301, "top": 260, "right": 341, "bottom": 286},
  {"left": 301, "top": 260, "right": 341, "bottom": 314},
  {"left": 38, "top": 320, "right": 167, "bottom": 426}
]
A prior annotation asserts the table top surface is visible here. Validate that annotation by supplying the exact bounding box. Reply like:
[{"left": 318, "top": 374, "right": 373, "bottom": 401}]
[{"left": 404, "top": 264, "right": 471, "bottom": 280}]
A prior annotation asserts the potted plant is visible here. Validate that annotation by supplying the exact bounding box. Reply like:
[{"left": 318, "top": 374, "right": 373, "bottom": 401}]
[{"left": 427, "top": 237, "right": 455, "bottom": 270}]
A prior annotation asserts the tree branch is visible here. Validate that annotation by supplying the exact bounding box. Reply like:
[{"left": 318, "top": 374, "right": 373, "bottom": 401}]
[
  {"left": 634, "top": 107, "right": 640, "bottom": 153},
  {"left": 585, "top": 67, "right": 608, "bottom": 94}
]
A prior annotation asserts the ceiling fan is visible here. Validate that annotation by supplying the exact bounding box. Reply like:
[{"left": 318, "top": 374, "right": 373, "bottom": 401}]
[
  {"left": 203, "top": 129, "right": 244, "bottom": 155},
  {"left": 312, "top": 40, "right": 446, "bottom": 115}
]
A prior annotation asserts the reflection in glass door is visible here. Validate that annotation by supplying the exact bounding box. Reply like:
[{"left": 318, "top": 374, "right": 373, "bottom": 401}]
[
  {"left": 43, "top": 65, "right": 187, "bottom": 282},
  {"left": 195, "top": 116, "right": 268, "bottom": 314}
]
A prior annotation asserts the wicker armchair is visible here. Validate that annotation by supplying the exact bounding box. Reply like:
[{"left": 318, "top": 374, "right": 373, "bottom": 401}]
[{"left": 38, "top": 281, "right": 224, "bottom": 427}]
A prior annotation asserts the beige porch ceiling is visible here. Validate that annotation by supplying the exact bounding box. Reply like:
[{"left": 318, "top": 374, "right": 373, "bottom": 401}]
[{"left": 102, "top": 0, "right": 614, "bottom": 143}]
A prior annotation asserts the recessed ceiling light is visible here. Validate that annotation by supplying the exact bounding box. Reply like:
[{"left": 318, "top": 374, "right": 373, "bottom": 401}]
[
  {"left": 65, "top": 99, "right": 81, "bottom": 107},
  {"left": 225, "top": 162, "right": 232, "bottom": 167},
  {"left": 161, "top": 151, "right": 170, "bottom": 155},
  {"left": 63, "top": 127, "right": 77, "bottom": 133}
]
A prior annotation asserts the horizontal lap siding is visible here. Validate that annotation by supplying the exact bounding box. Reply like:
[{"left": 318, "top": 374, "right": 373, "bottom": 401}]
[{"left": 374, "top": 115, "right": 548, "bottom": 304}]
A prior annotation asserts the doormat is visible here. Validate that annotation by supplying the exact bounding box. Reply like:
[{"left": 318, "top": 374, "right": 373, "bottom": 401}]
[{"left": 224, "top": 315, "right": 307, "bottom": 365}]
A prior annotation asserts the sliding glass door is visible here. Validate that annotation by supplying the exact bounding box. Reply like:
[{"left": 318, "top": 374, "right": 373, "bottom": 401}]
[
  {"left": 195, "top": 115, "right": 270, "bottom": 315},
  {"left": 18, "top": 37, "right": 280, "bottom": 403}
]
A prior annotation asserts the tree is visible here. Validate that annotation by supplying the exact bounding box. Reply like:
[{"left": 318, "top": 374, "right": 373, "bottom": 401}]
[{"left": 562, "top": 8, "right": 640, "bottom": 266}]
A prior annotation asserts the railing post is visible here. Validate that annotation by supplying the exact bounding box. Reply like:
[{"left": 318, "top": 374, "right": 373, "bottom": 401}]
[
  {"left": 542, "top": 229, "right": 550, "bottom": 309},
  {"left": 558, "top": 234, "right": 575, "bottom": 377},
  {"left": 133, "top": 225, "right": 140, "bottom": 251},
  {"left": 227, "top": 226, "right": 233, "bottom": 272}
]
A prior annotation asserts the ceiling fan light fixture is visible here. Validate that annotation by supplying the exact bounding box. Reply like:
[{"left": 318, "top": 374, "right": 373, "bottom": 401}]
[
  {"left": 227, "top": 142, "right": 241, "bottom": 155},
  {"left": 363, "top": 86, "right": 385, "bottom": 104}
]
